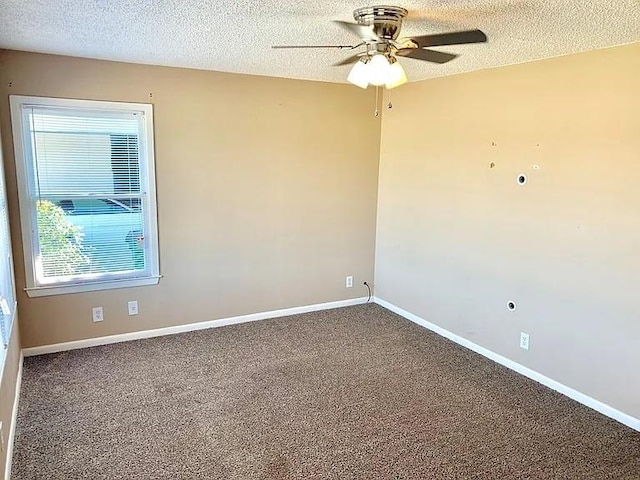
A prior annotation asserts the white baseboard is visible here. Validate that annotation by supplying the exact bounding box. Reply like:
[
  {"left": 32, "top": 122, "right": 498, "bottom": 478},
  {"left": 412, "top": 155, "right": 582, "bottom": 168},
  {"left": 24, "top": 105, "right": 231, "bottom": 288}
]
[
  {"left": 374, "top": 297, "right": 640, "bottom": 432},
  {"left": 4, "top": 352, "right": 23, "bottom": 480},
  {"left": 22, "top": 297, "right": 368, "bottom": 357}
]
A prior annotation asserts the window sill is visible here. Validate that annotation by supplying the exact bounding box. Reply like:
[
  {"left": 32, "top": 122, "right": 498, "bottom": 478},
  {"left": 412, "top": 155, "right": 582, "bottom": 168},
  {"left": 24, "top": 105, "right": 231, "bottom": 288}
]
[{"left": 25, "top": 275, "right": 161, "bottom": 297}]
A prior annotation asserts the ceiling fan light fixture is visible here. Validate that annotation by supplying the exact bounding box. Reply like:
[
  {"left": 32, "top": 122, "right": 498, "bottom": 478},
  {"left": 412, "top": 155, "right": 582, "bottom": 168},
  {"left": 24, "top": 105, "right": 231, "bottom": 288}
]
[
  {"left": 385, "top": 59, "right": 407, "bottom": 89},
  {"left": 273, "top": 7, "right": 488, "bottom": 92},
  {"left": 347, "top": 58, "right": 370, "bottom": 89},
  {"left": 367, "top": 53, "right": 392, "bottom": 86}
]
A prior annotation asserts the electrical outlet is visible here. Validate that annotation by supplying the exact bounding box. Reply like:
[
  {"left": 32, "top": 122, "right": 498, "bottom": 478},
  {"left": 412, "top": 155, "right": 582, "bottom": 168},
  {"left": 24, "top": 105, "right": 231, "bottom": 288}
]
[
  {"left": 92, "top": 307, "right": 104, "bottom": 323},
  {"left": 128, "top": 300, "right": 139, "bottom": 316},
  {"left": 520, "top": 332, "right": 530, "bottom": 350},
  {"left": 346, "top": 276, "right": 353, "bottom": 288}
]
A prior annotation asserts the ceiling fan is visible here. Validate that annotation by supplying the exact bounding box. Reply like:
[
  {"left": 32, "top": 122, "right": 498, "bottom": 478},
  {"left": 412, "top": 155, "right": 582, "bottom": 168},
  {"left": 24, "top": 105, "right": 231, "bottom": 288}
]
[{"left": 273, "top": 5, "right": 487, "bottom": 89}]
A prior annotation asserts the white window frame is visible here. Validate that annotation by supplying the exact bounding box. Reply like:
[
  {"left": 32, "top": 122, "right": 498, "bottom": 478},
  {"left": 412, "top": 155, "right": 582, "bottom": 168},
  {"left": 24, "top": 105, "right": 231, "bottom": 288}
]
[
  {"left": 0, "top": 134, "right": 17, "bottom": 373},
  {"left": 10, "top": 95, "right": 160, "bottom": 297}
]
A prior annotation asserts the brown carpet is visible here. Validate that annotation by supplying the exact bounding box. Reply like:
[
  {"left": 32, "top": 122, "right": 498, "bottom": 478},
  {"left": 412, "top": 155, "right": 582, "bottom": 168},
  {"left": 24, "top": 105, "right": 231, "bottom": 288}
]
[{"left": 11, "top": 304, "right": 640, "bottom": 479}]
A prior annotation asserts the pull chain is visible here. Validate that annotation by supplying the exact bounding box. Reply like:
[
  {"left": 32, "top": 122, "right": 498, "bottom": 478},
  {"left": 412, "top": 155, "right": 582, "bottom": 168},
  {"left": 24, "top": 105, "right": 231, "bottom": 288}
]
[{"left": 387, "top": 88, "right": 393, "bottom": 109}]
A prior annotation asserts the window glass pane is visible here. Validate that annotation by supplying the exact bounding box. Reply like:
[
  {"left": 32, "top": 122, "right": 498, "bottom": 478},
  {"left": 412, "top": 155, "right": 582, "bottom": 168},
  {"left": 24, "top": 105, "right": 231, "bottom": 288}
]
[
  {"left": 42, "top": 197, "right": 145, "bottom": 276},
  {"left": 24, "top": 106, "right": 148, "bottom": 282},
  {"left": 29, "top": 110, "right": 142, "bottom": 196},
  {"left": 0, "top": 145, "right": 13, "bottom": 346},
  {"left": 36, "top": 198, "right": 146, "bottom": 278}
]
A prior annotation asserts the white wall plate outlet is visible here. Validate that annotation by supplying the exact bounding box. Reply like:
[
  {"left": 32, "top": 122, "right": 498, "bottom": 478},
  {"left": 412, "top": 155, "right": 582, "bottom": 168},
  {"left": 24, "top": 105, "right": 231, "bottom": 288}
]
[
  {"left": 92, "top": 306, "right": 104, "bottom": 322},
  {"left": 128, "top": 300, "right": 139, "bottom": 316},
  {"left": 346, "top": 276, "right": 353, "bottom": 288},
  {"left": 520, "top": 332, "right": 530, "bottom": 350}
]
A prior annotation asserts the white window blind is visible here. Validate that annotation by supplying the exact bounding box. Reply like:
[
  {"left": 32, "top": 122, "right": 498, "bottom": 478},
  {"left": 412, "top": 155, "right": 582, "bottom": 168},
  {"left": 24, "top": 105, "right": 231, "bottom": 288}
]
[{"left": 10, "top": 96, "right": 160, "bottom": 296}]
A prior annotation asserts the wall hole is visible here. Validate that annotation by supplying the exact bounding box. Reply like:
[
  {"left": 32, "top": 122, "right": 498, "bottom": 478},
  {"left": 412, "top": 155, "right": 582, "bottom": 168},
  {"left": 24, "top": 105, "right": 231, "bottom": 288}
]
[
  {"left": 507, "top": 301, "right": 516, "bottom": 311},
  {"left": 517, "top": 174, "right": 527, "bottom": 186}
]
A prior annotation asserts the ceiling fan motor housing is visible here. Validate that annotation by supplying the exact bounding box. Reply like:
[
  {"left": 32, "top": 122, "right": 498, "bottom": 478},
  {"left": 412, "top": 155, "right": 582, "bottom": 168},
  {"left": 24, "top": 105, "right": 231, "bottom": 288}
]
[{"left": 353, "top": 5, "right": 408, "bottom": 41}]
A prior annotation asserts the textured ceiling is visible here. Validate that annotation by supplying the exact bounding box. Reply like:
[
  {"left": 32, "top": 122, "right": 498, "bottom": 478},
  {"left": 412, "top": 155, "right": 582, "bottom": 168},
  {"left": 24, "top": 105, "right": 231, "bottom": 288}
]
[{"left": 1, "top": 1, "right": 639, "bottom": 84}]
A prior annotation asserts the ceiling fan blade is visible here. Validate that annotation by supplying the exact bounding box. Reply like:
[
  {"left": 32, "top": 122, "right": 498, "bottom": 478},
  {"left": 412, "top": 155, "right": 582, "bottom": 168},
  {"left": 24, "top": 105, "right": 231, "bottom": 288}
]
[
  {"left": 396, "top": 48, "right": 458, "bottom": 64},
  {"left": 333, "top": 54, "right": 363, "bottom": 67},
  {"left": 272, "top": 45, "right": 357, "bottom": 49},
  {"left": 407, "top": 29, "right": 487, "bottom": 48},
  {"left": 333, "top": 20, "right": 379, "bottom": 41}
]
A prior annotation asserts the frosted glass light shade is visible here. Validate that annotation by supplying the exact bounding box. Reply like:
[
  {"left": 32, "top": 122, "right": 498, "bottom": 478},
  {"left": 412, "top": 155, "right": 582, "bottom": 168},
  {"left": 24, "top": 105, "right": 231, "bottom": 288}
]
[
  {"left": 347, "top": 55, "right": 407, "bottom": 89},
  {"left": 347, "top": 59, "right": 369, "bottom": 89},
  {"left": 385, "top": 61, "right": 408, "bottom": 89},
  {"left": 367, "top": 54, "right": 392, "bottom": 86}
]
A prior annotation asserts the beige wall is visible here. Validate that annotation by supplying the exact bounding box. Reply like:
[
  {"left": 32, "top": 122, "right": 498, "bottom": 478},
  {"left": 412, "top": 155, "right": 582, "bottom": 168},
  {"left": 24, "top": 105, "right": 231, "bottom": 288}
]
[
  {"left": 0, "top": 50, "right": 381, "bottom": 348},
  {"left": 376, "top": 42, "right": 640, "bottom": 419},
  {"left": 2, "top": 43, "right": 639, "bottom": 427},
  {"left": 0, "top": 321, "right": 20, "bottom": 480}
]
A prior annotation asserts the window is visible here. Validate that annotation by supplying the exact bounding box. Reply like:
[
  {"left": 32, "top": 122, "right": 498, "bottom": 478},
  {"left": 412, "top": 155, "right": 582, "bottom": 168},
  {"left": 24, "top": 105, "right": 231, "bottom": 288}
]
[
  {"left": 1, "top": 137, "right": 16, "bottom": 362},
  {"left": 10, "top": 96, "right": 160, "bottom": 297}
]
